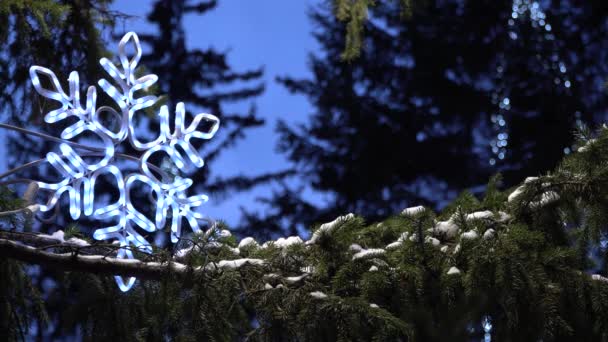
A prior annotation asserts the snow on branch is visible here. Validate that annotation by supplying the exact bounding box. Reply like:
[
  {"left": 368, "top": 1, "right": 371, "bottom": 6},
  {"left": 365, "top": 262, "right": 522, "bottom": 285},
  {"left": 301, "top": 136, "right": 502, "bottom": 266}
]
[
  {"left": 0, "top": 231, "right": 264, "bottom": 280},
  {"left": 306, "top": 213, "right": 355, "bottom": 245},
  {"left": 0, "top": 166, "right": 597, "bottom": 290},
  {"left": 0, "top": 237, "right": 188, "bottom": 280}
]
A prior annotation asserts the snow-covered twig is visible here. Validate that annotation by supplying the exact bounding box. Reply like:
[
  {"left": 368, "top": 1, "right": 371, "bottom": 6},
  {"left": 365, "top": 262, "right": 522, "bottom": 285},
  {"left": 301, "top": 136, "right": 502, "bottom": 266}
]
[
  {"left": 578, "top": 138, "right": 596, "bottom": 152},
  {"left": 461, "top": 230, "right": 479, "bottom": 240},
  {"left": 306, "top": 213, "right": 354, "bottom": 245},
  {"left": 447, "top": 266, "right": 461, "bottom": 275},
  {"left": 0, "top": 238, "right": 195, "bottom": 280},
  {"left": 0, "top": 233, "right": 265, "bottom": 280},
  {"left": 507, "top": 177, "right": 539, "bottom": 202},
  {"left": 352, "top": 248, "right": 385, "bottom": 260},
  {"left": 401, "top": 206, "right": 425, "bottom": 217},
  {"left": 309, "top": 291, "right": 328, "bottom": 299}
]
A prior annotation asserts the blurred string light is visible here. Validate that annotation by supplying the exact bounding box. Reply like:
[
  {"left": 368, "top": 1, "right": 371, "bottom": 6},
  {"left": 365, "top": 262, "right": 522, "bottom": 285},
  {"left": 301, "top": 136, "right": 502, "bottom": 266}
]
[
  {"left": 482, "top": 315, "right": 492, "bottom": 342},
  {"left": 489, "top": 0, "right": 572, "bottom": 165},
  {"left": 23, "top": 32, "right": 220, "bottom": 291}
]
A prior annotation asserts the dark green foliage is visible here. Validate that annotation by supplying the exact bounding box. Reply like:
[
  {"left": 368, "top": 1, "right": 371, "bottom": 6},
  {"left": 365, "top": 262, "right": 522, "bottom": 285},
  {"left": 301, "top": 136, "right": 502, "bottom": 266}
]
[
  {"left": 0, "top": 260, "right": 48, "bottom": 341},
  {"left": 0, "top": 0, "right": 112, "bottom": 127},
  {"left": 332, "top": 0, "right": 416, "bottom": 60},
  {"left": 0, "top": 0, "right": 118, "bottom": 236},
  {"left": 4, "top": 128, "right": 608, "bottom": 340},
  {"left": 56, "top": 270, "right": 250, "bottom": 341}
]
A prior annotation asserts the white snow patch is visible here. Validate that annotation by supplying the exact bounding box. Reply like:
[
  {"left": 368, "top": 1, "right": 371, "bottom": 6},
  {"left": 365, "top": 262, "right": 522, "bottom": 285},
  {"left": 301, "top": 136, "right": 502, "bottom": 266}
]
[
  {"left": 349, "top": 244, "right": 363, "bottom": 252},
  {"left": 307, "top": 213, "right": 355, "bottom": 245},
  {"left": 264, "top": 273, "right": 280, "bottom": 280},
  {"left": 219, "top": 229, "right": 232, "bottom": 238},
  {"left": 205, "top": 241, "right": 223, "bottom": 249},
  {"left": 208, "top": 258, "right": 265, "bottom": 270},
  {"left": 591, "top": 274, "right": 608, "bottom": 283},
  {"left": 275, "top": 236, "right": 303, "bottom": 248},
  {"left": 508, "top": 187, "right": 525, "bottom": 202},
  {"left": 177, "top": 244, "right": 239, "bottom": 258},
  {"left": 310, "top": 291, "right": 328, "bottom": 299},
  {"left": 264, "top": 283, "right": 273, "bottom": 289},
  {"left": 26, "top": 204, "right": 40, "bottom": 213},
  {"left": 525, "top": 176, "right": 539, "bottom": 183},
  {"left": 76, "top": 255, "right": 103, "bottom": 261},
  {"left": 453, "top": 244, "right": 461, "bottom": 254},
  {"left": 285, "top": 274, "right": 309, "bottom": 284},
  {"left": 386, "top": 241, "right": 403, "bottom": 249},
  {"left": 175, "top": 246, "right": 195, "bottom": 258},
  {"left": 433, "top": 220, "right": 459, "bottom": 239},
  {"left": 40, "top": 230, "right": 88, "bottom": 246},
  {"left": 238, "top": 237, "right": 258, "bottom": 248},
  {"left": 483, "top": 229, "right": 495, "bottom": 240},
  {"left": 108, "top": 257, "right": 140, "bottom": 264},
  {"left": 465, "top": 211, "right": 493, "bottom": 221},
  {"left": 440, "top": 245, "right": 449, "bottom": 253},
  {"left": 170, "top": 262, "right": 187, "bottom": 272},
  {"left": 508, "top": 177, "right": 539, "bottom": 202},
  {"left": 461, "top": 230, "right": 479, "bottom": 240},
  {"left": 401, "top": 206, "right": 425, "bottom": 216},
  {"left": 530, "top": 191, "right": 560, "bottom": 208},
  {"left": 200, "top": 226, "right": 215, "bottom": 239},
  {"left": 352, "top": 248, "right": 386, "bottom": 260},
  {"left": 578, "top": 139, "right": 596, "bottom": 152},
  {"left": 497, "top": 211, "right": 511, "bottom": 222},
  {"left": 425, "top": 236, "right": 441, "bottom": 246},
  {"left": 66, "top": 237, "right": 89, "bottom": 247},
  {"left": 39, "top": 230, "right": 65, "bottom": 241},
  {"left": 369, "top": 265, "right": 379, "bottom": 272},
  {"left": 300, "top": 266, "right": 316, "bottom": 273},
  {"left": 137, "top": 262, "right": 187, "bottom": 272},
  {"left": 369, "top": 303, "right": 379, "bottom": 308},
  {"left": 447, "top": 266, "right": 461, "bottom": 275},
  {"left": 386, "top": 232, "right": 409, "bottom": 249}
]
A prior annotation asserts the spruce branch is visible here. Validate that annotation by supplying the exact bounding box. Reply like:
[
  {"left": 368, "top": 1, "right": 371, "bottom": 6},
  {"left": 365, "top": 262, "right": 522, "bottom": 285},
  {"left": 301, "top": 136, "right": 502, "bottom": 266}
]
[
  {"left": 0, "top": 237, "right": 194, "bottom": 280},
  {"left": 0, "top": 231, "right": 265, "bottom": 280}
]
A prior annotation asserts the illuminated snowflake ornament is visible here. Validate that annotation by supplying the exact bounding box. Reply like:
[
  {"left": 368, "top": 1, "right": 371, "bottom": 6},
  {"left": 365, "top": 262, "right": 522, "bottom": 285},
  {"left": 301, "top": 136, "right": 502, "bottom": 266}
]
[{"left": 28, "top": 32, "right": 220, "bottom": 291}]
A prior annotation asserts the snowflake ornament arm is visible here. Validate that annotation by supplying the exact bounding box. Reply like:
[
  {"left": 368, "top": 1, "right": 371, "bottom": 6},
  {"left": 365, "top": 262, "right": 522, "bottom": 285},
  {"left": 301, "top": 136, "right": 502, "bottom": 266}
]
[
  {"left": 98, "top": 32, "right": 159, "bottom": 148},
  {"left": 22, "top": 32, "right": 220, "bottom": 291}
]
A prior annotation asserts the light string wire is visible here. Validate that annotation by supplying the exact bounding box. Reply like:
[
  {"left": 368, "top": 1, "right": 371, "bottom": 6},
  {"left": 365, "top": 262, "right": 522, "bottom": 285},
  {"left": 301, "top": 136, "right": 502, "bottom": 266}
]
[
  {"left": 4, "top": 31, "right": 220, "bottom": 291},
  {"left": 0, "top": 124, "right": 170, "bottom": 181}
]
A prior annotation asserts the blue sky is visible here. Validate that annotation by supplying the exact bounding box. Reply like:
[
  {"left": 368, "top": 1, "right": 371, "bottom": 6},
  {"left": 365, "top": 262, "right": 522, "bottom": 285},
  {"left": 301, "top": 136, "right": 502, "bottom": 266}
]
[{"left": 111, "top": 0, "right": 326, "bottom": 228}]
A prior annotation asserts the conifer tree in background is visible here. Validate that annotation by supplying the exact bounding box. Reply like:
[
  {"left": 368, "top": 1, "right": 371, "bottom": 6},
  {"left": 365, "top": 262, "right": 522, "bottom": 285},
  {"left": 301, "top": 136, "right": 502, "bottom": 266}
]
[
  {"left": 138, "top": 0, "right": 293, "bottom": 209},
  {"left": 0, "top": 2, "right": 120, "bottom": 337},
  {"left": 238, "top": 0, "right": 608, "bottom": 234},
  {"left": 0, "top": 0, "right": 117, "bottom": 165}
]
